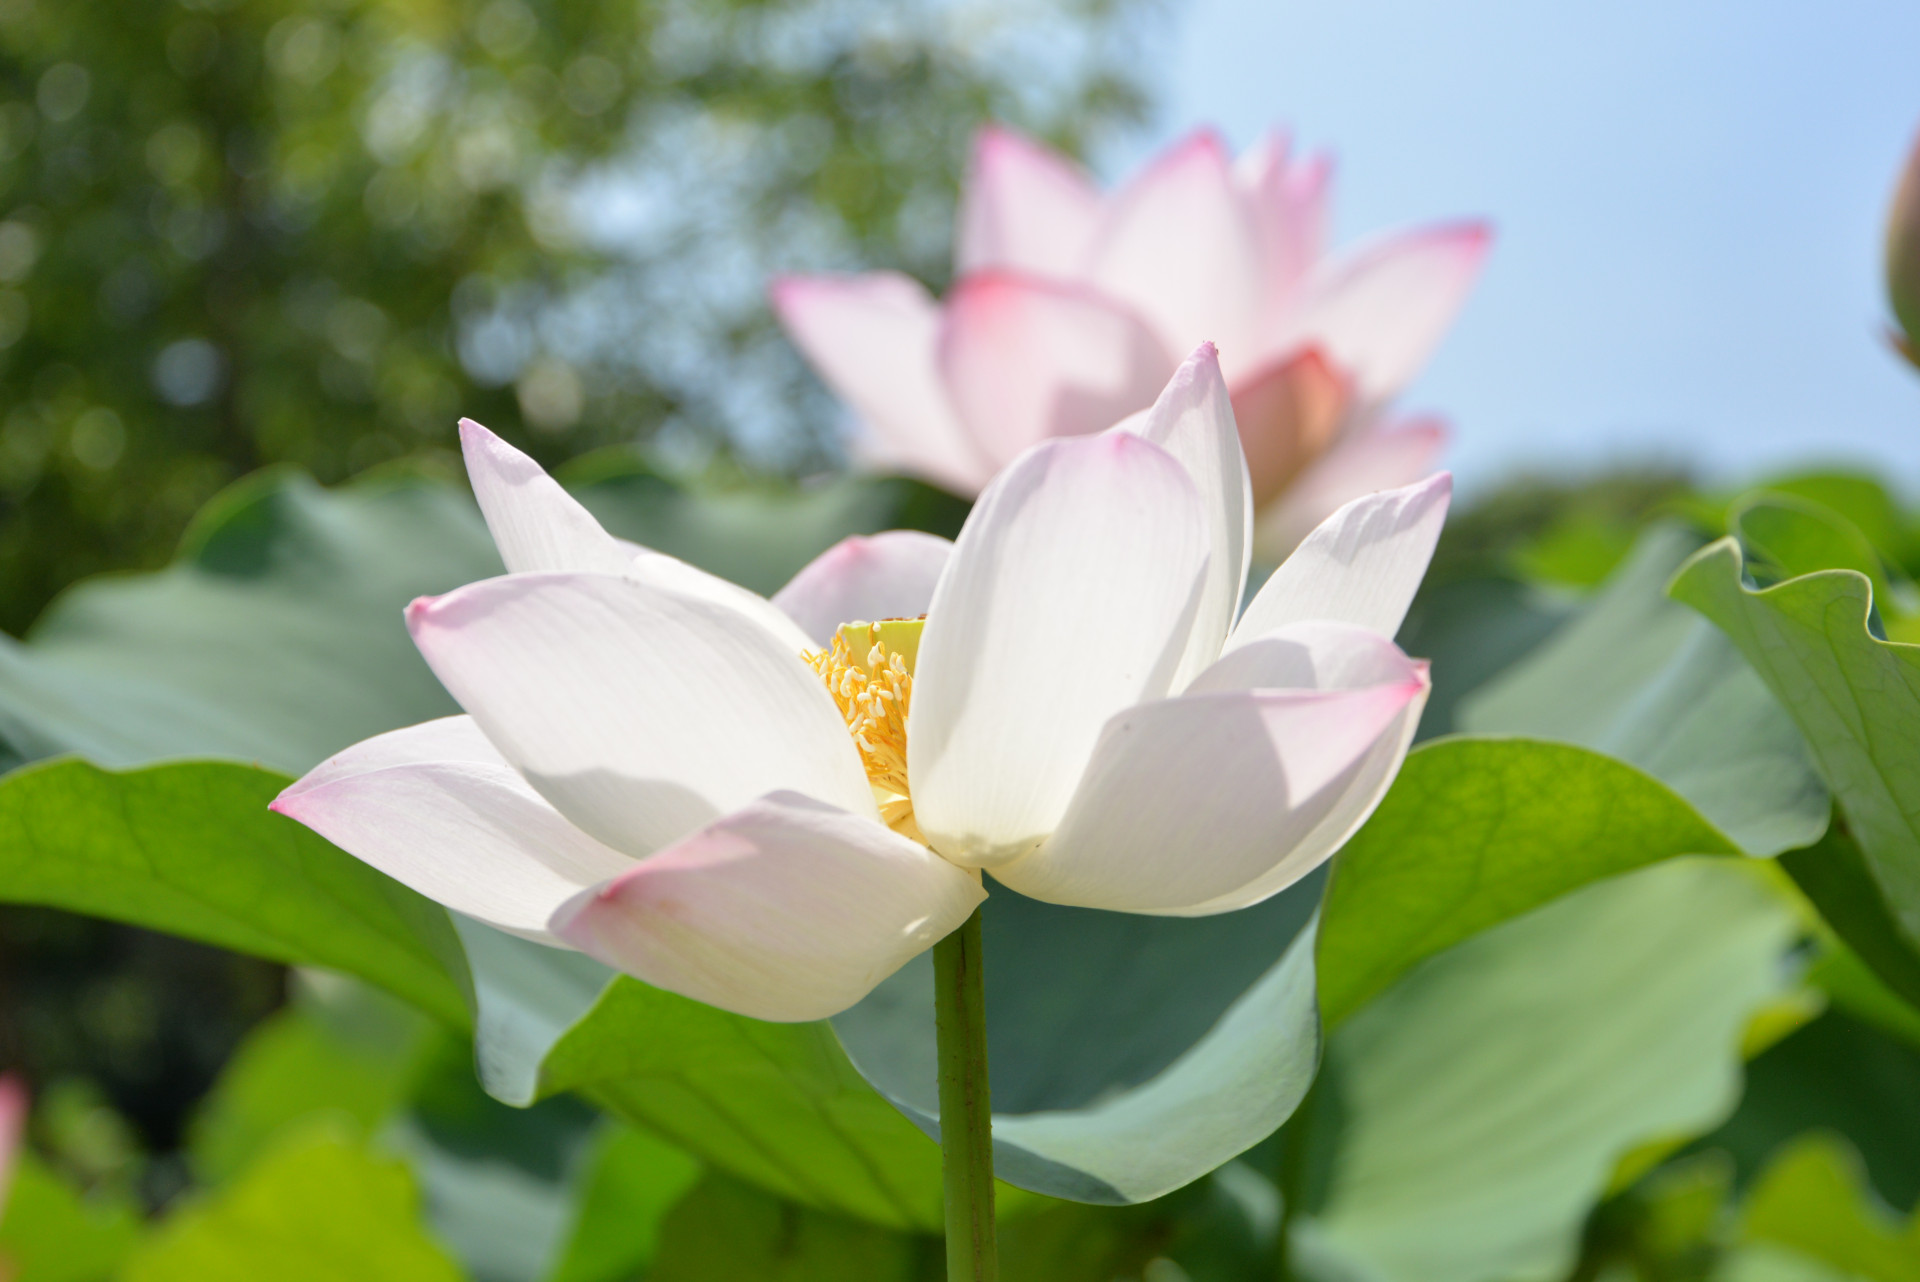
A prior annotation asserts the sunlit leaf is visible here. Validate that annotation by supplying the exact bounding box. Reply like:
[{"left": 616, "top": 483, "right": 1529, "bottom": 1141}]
[{"left": 1736, "top": 1135, "right": 1920, "bottom": 1282}]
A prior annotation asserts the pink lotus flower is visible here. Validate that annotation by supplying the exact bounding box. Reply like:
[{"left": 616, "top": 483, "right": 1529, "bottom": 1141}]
[
  {"left": 774, "top": 124, "right": 1488, "bottom": 557},
  {"left": 0, "top": 1075, "right": 23, "bottom": 1219}
]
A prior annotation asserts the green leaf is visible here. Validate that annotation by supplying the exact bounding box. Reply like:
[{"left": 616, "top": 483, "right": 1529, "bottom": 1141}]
[
  {"left": 0, "top": 1153, "right": 142, "bottom": 1282},
  {"left": 1394, "top": 574, "right": 1572, "bottom": 739},
  {"left": 121, "top": 1125, "right": 468, "bottom": 1282},
  {"left": 1671, "top": 539, "right": 1920, "bottom": 942},
  {"left": 1316, "top": 738, "right": 1741, "bottom": 1027},
  {"left": 1460, "top": 524, "right": 1828, "bottom": 856},
  {"left": 545, "top": 1124, "right": 702, "bottom": 1282},
  {"left": 645, "top": 1173, "right": 925, "bottom": 1282},
  {"left": 1747, "top": 471, "right": 1912, "bottom": 568},
  {"left": 1733, "top": 493, "right": 1900, "bottom": 605},
  {"left": 1737, "top": 1135, "right": 1920, "bottom": 1282},
  {"left": 1299, "top": 858, "right": 1801, "bottom": 1282},
  {"left": 831, "top": 872, "right": 1322, "bottom": 1207},
  {"left": 0, "top": 757, "right": 469, "bottom": 1027}
]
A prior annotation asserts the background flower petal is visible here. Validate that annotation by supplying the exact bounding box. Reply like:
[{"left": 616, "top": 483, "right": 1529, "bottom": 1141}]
[
  {"left": 955, "top": 123, "right": 1105, "bottom": 277},
  {"left": 272, "top": 717, "right": 632, "bottom": 943},
  {"left": 909, "top": 432, "right": 1210, "bottom": 868},
  {"left": 1234, "top": 130, "right": 1332, "bottom": 310},
  {"left": 407, "top": 574, "right": 876, "bottom": 858},
  {"left": 1251, "top": 416, "right": 1449, "bottom": 561},
  {"left": 771, "top": 530, "right": 953, "bottom": 645},
  {"left": 1229, "top": 346, "right": 1354, "bottom": 509},
  {"left": 1274, "top": 222, "right": 1492, "bottom": 405},
  {"left": 1234, "top": 471, "right": 1453, "bottom": 644},
  {"left": 551, "top": 792, "right": 985, "bottom": 1022},
  {"left": 771, "top": 272, "right": 994, "bottom": 494},
  {"left": 1086, "top": 129, "right": 1267, "bottom": 373},
  {"left": 937, "top": 271, "right": 1176, "bottom": 468}
]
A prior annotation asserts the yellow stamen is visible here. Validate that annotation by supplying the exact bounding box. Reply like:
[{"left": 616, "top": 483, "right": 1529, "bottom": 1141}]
[{"left": 806, "top": 618, "right": 925, "bottom": 843}]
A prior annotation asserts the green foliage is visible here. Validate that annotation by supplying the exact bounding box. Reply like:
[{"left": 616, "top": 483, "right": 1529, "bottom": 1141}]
[
  {"left": 0, "top": 1151, "right": 142, "bottom": 1282},
  {"left": 1735, "top": 1135, "right": 1920, "bottom": 1282},
  {"left": 546, "top": 1123, "right": 702, "bottom": 1282},
  {"left": 0, "top": 0, "right": 1147, "bottom": 633},
  {"left": 120, "top": 1124, "right": 467, "bottom": 1282},
  {"left": 1302, "top": 858, "right": 1802, "bottom": 1282},
  {"left": 648, "top": 1172, "right": 929, "bottom": 1282},
  {"left": 1671, "top": 539, "right": 1920, "bottom": 946}
]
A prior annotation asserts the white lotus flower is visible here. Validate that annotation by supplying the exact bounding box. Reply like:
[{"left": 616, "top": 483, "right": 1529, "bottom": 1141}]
[{"left": 272, "top": 346, "right": 1444, "bottom": 1022}]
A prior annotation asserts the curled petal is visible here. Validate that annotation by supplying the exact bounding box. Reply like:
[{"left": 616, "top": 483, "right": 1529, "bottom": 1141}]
[
  {"left": 1233, "top": 471, "right": 1452, "bottom": 645},
  {"left": 992, "top": 642, "right": 1428, "bottom": 914},
  {"left": 552, "top": 793, "right": 986, "bottom": 1022},
  {"left": 1230, "top": 348, "right": 1353, "bottom": 509},
  {"left": 1275, "top": 223, "right": 1491, "bottom": 404},
  {"left": 771, "top": 273, "right": 993, "bottom": 494},
  {"left": 772, "top": 531, "right": 953, "bottom": 646},
  {"left": 1118, "top": 343, "right": 1253, "bottom": 691},
  {"left": 407, "top": 574, "right": 875, "bottom": 859},
  {"left": 1252, "top": 418, "right": 1448, "bottom": 562},
  {"left": 956, "top": 124, "right": 1104, "bottom": 277},
  {"left": 460, "top": 419, "right": 637, "bottom": 575},
  {"left": 271, "top": 716, "right": 631, "bottom": 943},
  {"left": 910, "top": 432, "right": 1210, "bottom": 869},
  {"left": 1087, "top": 129, "right": 1266, "bottom": 370},
  {"left": 938, "top": 271, "right": 1176, "bottom": 467}
]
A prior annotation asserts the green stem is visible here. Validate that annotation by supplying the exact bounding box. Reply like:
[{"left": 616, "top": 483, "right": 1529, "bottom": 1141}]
[{"left": 934, "top": 905, "right": 998, "bottom": 1281}]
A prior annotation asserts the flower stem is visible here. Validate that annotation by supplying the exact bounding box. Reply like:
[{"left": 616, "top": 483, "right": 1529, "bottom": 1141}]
[{"left": 934, "top": 904, "right": 997, "bottom": 1281}]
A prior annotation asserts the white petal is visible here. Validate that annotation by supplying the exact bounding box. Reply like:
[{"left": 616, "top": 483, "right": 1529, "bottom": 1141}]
[
  {"left": 909, "top": 433, "right": 1210, "bottom": 868},
  {"left": 937, "top": 271, "right": 1176, "bottom": 468},
  {"left": 460, "top": 419, "right": 636, "bottom": 575},
  {"left": 1117, "top": 343, "right": 1253, "bottom": 691},
  {"left": 955, "top": 124, "right": 1105, "bottom": 277},
  {"left": 1250, "top": 417, "right": 1448, "bottom": 562},
  {"left": 407, "top": 574, "right": 876, "bottom": 859},
  {"left": 624, "top": 552, "right": 817, "bottom": 656},
  {"left": 993, "top": 624, "right": 1428, "bottom": 914},
  {"left": 1273, "top": 223, "right": 1491, "bottom": 405},
  {"left": 271, "top": 717, "right": 632, "bottom": 943},
  {"left": 550, "top": 792, "right": 986, "bottom": 1022},
  {"left": 771, "top": 531, "right": 953, "bottom": 646},
  {"left": 771, "top": 273, "right": 994, "bottom": 494},
  {"left": 1232, "top": 472, "right": 1452, "bottom": 646},
  {"left": 1086, "top": 129, "right": 1266, "bottom": 373}
]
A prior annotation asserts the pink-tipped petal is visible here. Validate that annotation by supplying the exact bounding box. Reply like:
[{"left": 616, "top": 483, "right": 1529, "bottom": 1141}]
[
  {"left": 1234, "top": 471, "right": 1452, "bottom": 645},
  {"left": 771, "top": 530, "right": 953, "bottom": 646},
  {"left": 1230, "top": 347, "right": 1355, "bottom": 508},
  {"left": 407, "top": 574, "right": 876, "bottom": 859},
  {"left": 1274, "top": 222, "right": 1491, "bottom": 404},
  {"left": 1251, "top": 418, "right": 1449, "bottom": 562},
  {"left": 271, "top": 716, "right": 632, "bottom": 943},
  {"left": 1087, "top": 129, "right": 1266, "bottom": 371},
  {"left": 460, "top": 419, "right": 636, "bottom": 575},
  {"left": 993, "top": 622, "right": 1428, "bottom": 914},
  {"left": 909, "top": 432, "right": 1210, "bottom": 869},
  {"left": 1118, "top": 343, "right": 1253, "bottom": 690},
  {"left": 937, "top": 271, "right": 1176, "bottom": 467},
  {"left": 0, "top": 1073, "right": 24, "bottom": 1215},
  {"left": 771, "top": 273, "right": 994, "bottom": 495},
  {"left": 955, "top": 123, "right": 1105, "bottom": 277},
  {"left": 1233, "top": 131, "right": 1332, "bottom": 305},
  {"left": 551, "top": 793, "right": 985, "bottom": 1022}
]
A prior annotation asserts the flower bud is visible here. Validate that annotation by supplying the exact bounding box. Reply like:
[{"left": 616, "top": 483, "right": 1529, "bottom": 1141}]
[{"left": 1889, "top": 127, "right": 1920, "bottom": 365}]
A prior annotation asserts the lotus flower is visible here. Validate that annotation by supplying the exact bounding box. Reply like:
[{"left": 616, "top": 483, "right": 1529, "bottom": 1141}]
[
  {"left": 272, "top": 347, "right": 1443, "bottom": 1022},
  {"left": 773, "top": 124, "right": 1486, "bottom": 558},
  {"left": 1889, "top": 125, "right": 1920, "bottom": 365}
]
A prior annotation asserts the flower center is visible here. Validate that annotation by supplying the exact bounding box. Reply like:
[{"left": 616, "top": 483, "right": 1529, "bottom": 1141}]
[{"left": 807, "top": 617, "right": 924, "bottom": 843}]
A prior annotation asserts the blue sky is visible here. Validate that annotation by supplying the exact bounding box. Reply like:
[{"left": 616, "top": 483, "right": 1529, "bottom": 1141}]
[{"left": 1114, "top": 0, "right": 1920, "bottom": 493}]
